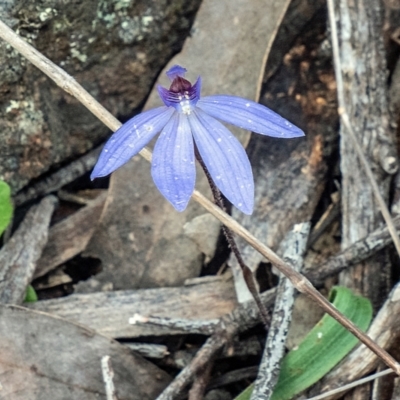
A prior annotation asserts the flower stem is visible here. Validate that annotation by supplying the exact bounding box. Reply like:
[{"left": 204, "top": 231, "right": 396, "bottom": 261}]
[{"left": 195, "top": 151, "right": 270, "bottom": 327}]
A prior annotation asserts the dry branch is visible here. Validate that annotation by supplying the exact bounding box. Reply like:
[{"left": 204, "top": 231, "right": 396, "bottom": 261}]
[
  {"left": 188, "top": 361, "right": 213, "bottom": 400},
  {"left": 29, "top": 279, "right": 238, "bottom": 338},
  {"left": 304, "top": 216, "right": 400, "bottom": 286},
  {"left": 0, "top": 196, "right": 57, "bottom": 304},
  {"left": 153, "top": 287, "right": 278, "bottom": 400},
  {"left": 14, "top": 146, "right": 102, "bottom": 207},
  {"left": 251, "top": 222, "right": 310, "bottom": 399},
  {"left": 129, "top": 314, "right": 220, "bottom": 336},
  {"left": 124, "top": 343, "right": 169, "bottom": 359},
  {"left": 327, "top": 0, "right": 400, "bottom": 309}
]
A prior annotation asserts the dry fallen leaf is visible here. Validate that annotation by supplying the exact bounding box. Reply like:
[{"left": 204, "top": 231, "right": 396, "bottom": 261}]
[
  {"left": 35, "top": 191, "right": 107, "bottom": 279},
  {"left": 29, "top": 279, "right": 237, "bottom": 338},
  {"left": 0, "top": 305, "right": 170, "bottom": 399}
]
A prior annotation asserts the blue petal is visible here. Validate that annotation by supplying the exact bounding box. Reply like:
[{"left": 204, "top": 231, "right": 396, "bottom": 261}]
[
  {"left": 91, "top": 107, "right": 174, "bottom": 179},
  {"left": 151, "top": 113, "right": 196, "bottom": 211},
  {"left": 166, "top": 65, "right": 187, "bottom": 80},
  {"left": 197, "top": 95, "right": 304, "bottom": 138},
  {"left": 189, "top": 109, "right": 254, "bottom": 214}
]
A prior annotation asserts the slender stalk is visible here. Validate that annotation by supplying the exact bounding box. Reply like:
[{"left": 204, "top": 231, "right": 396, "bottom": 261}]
[
  {"left": 195, "top": 151, "right": 270, "bottom": 327},
  {"left": 188, "top": 360, "right": 214, "bottom": 400},
  {"left": 306, "top": 369, "right": 394, "bottom": 400},
  {"left": 1, "top": 19, "right": 399, "bottom": 375}
]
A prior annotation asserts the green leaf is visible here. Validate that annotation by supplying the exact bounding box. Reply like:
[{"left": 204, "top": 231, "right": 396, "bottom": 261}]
[
  {"left": 235, "top": 384, "right": 253, "bottom": 400},
  {"left": 235, "top": 286, "right": 373, "bottom": 400},
  {"left": 0, "top": 181, "right": 13, "bottom": 236},
  {"left": 24, "top": 285, "right": 38, "bottom": 303}
]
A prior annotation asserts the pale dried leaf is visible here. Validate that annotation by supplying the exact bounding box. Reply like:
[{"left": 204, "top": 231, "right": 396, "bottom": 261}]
[{"left": 0, "top": 305, "right": 171, "bottom": 400}]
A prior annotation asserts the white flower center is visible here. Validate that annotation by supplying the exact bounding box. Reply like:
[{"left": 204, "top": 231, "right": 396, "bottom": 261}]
[{"left": 179, "top": 91, "right": 193, "bottom": 115}]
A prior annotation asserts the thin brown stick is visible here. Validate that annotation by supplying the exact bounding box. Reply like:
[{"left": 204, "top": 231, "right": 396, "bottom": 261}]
[
  {"left": 14, "top": 145, "right": 102, "bottom": 207},
  {"left": 156, "top": 289, "right": 276, "bottom": 399},
  {"left": 304, "top": 215, "right": 400, "bottom": 285},
  {"left": 188, "top": 360, "right": 214, "bottom": 400},
  {"left": 0, "top": 19, "right": 399, "bottom": 375},
  {"left": 195, "top": 151, "right": 269, "bottom": 327},
  {"left": 157, "top": 334, "right": 228, "bottom": 400},
  {"left": 191, "top": 191, "right": 400, "bottom": 375},
  {"left": 326, "top": 0, "right": 400, "bottom": 258}
]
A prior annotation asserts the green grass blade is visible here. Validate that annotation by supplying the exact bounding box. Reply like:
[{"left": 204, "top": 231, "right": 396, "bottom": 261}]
[
  {"left": 235, "top": 384, "right": 254, "bottom": 400},
  {"left": 235, "top": 286, "right": 373, "bottom": 400},
  {"left": 0, "top": 181, "right": 13, "bottom": 236}
]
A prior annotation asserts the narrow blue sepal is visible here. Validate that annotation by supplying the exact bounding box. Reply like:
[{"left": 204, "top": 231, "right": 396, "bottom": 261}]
[
  {"left": 91, "top": 107, "right": 174, "bottom": 179},
  {"left": 189, "top": 109, "right": 254, "bottom": 215},
  {"left": 151, "top": 113, "right": 196, "bottom": 211},
  {"left": 197, "top": 95, "right": 304, "bottom": 138}
]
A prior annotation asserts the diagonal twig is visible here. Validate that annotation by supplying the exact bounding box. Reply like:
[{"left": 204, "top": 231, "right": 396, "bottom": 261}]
[
  {"left": 188, "top": 360, "right": 213, "bottom": 400},
  {"left": 0, "top": 19, "right": 399, "bottom": 375},
  {"left": 304, "top": 215, "right": 400, "bottom": 285},
  {"left": 14, "top": 146, "right": 102, "bottom": 207},
  {"left": 306, "top": 369, "right": 394, "bottom": 400}
]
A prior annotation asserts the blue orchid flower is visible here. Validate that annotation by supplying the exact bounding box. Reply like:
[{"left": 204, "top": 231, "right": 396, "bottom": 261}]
[{"left": 91, "top": 65, "right": 304, "bottom": 214}]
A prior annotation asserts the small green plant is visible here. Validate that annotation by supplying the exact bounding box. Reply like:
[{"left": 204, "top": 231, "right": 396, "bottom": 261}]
[{"left": 24, "top": 285, "right": 38, "bottom": 302}]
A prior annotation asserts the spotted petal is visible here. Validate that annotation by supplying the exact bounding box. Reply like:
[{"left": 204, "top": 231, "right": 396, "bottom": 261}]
[
  {"left": 91, "top": 106, "right": 174, "bottom": 179},
  {"left": 197, "top": 95, "right": 304, "bottom": 138},
  {"left": 151, "top": 113, "right": 195, "bottom": 211},
  {"left": 189, "top": 109, "right": 254, "bottom": 214}
]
